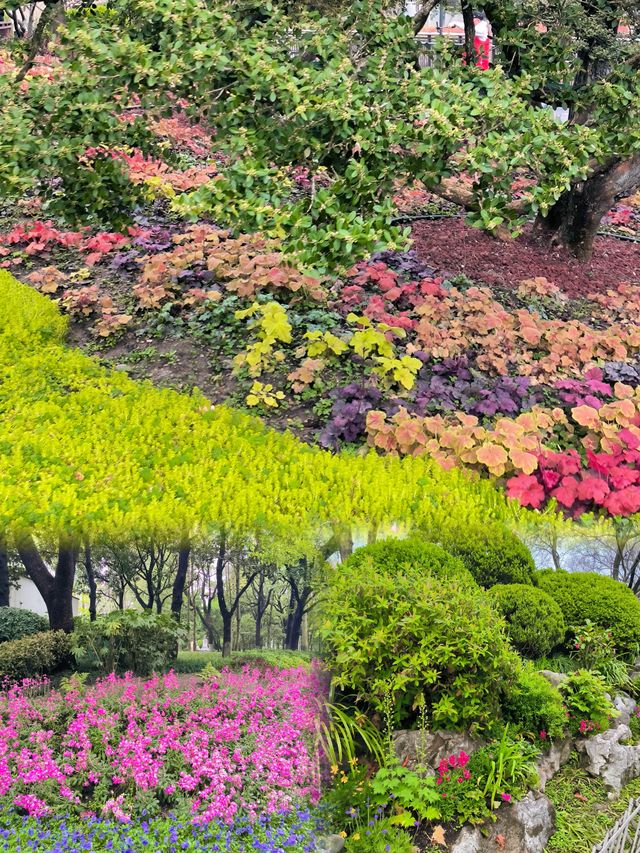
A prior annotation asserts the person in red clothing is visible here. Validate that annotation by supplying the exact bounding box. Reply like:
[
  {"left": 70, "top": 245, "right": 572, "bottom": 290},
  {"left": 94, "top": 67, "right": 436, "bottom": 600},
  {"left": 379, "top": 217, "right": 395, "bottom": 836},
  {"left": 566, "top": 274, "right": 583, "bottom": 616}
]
[{"left": 473, "top": 11, "right": 492, "bottom": 69}]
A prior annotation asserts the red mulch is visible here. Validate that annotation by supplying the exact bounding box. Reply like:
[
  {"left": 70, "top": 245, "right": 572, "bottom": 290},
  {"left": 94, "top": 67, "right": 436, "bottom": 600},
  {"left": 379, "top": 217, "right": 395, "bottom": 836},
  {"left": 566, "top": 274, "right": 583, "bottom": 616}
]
[{"left": 411, "top": 218, "right": 640, "bottom": 299}]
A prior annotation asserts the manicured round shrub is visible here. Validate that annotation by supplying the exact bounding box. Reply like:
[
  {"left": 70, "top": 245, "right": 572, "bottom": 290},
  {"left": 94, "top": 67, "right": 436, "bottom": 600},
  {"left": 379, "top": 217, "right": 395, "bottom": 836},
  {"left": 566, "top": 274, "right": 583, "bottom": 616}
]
[
  {"left": 0, "top": 630, "right": 71, "bottom": 681},
  {"left": 320, "top": 559, "right": 518, "bottom": 732},
  {"left": 438, "top": 525, "right": 536, "bottom": 588},
  {"left": 537, "top": 570, "right": 640, "bottom": 657},
  {"left": 501, "top": 664, "right": 567, "bottom": 740},
  {"left": 0, "top": 606, "right": 49, "bottom": 643},
  {"left": 344, "top": 537, "right": 476, "bottom": 587},
  {"left": 488, "top": 584, "right": 566, "bottom": 658}
]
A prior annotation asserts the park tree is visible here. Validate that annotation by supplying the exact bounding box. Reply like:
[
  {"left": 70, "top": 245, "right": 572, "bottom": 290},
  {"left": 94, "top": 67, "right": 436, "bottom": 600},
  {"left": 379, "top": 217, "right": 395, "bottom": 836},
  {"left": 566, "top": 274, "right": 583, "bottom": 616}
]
[
  {"left": 0, "top": 0, "right": 598, "bottom": 271},
  {"left": 476, "top": 0, "right": 640, "bottom": 259}
]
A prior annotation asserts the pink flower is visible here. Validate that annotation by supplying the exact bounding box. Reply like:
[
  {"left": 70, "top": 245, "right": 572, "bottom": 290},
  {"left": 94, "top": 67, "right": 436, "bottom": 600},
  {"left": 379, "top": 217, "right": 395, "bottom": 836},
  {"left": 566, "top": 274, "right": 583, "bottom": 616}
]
[
  {"left": 539, "top": 730, "right": 547, "bottom": 740},
  {"left": 501, "top": 793, "right": 511, "bottom": 802}
]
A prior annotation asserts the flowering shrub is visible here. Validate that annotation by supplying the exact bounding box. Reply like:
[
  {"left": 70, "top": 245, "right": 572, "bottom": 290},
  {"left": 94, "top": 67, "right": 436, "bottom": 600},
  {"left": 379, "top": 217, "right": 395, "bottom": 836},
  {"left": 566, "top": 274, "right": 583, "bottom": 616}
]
[
  {"left": 0, "top": 808, "right": 321, "bottom": 852},
  {"left": 0, "top": 667, "right": 324, "bottom": 823},
  {"left": 559, "top": 670, "right": 616, "bottom": 738}
]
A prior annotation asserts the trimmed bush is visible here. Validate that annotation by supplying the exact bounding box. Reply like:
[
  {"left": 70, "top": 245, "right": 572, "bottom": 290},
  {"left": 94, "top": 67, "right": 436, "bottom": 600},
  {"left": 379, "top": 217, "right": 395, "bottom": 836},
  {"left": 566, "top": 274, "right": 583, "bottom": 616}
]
[
  {"left": 501, "top": 664, "right": 567, "bottom": 740},
  {"left": 438, "top": 525, "right": 536, "bottom": 588},
  {"left": 488, "top": 584, "right": 566, "bottom": 658},
  {"left": 174, "top": 649, "right": 312, "bottom": 674},
  {"left": 320, "top": 559, "right": 518, "bottom": 732},
  {"left": 344, "top": 537, "right": 476, "bottom": 587},
  {"left": 0, "top": 631, "right": 71, "bottom": 680},
  {"left": 538, "top": 570, "right": 640, "bottom": 657},
  {"left": 0, "top": 607, "right": 49, "bottom": 643},
  {"left": 73, "top": 610, "right": 185, "bottom": 676}
]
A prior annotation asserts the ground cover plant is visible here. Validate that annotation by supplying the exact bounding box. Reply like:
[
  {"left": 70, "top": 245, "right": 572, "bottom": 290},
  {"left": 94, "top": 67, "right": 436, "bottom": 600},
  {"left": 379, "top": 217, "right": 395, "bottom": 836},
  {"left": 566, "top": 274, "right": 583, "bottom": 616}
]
[{"left": 0, "top": 666, "right": 324, "bottom": 822}]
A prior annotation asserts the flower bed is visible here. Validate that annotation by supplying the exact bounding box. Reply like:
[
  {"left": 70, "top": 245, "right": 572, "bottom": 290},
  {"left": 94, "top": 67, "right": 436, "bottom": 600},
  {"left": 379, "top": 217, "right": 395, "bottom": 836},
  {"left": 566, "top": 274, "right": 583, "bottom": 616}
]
[
  {"left": 0, "top": 809, "right": 321, "bottom": 852},
  {"left": 0, "top": 667, "right": 324, "bottom": 824}
]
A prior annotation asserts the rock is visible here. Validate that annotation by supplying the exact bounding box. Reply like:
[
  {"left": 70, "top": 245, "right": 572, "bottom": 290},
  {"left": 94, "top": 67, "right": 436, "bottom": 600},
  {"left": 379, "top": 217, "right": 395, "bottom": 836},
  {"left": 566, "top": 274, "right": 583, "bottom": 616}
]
[
  {"left": 315, "top": 835, "right": 345, "bottom": 853},
  {"left": 114, "top": 363, "right": 133, "bottom": 373},
  {"left": 450, "top": 792, "right": 555, "bottom": 853},
  {"left": 450, "top": 827, "right": 481, "bottom": 853},
  {"left": 538, "top": 670, "right": 568, "bottom": 689},
  {"left": 393, "top": 729, "right": 485, "bottom": 773},
  {"left": 536, "top": 737, "right": 572, "bottom": 791},
  {"left": 613, "top": 693, "right": 637, "bottom": 727},
  {"left": 576, "top": 724, "right": 640, "bottom": 797}
]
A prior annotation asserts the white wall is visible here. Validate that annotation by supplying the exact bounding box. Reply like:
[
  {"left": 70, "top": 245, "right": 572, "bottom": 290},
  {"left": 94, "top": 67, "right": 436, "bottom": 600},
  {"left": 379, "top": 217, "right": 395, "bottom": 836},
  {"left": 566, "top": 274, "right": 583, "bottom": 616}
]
[{"left": 10, "top": 576, "right": 79, "bottom": 618}]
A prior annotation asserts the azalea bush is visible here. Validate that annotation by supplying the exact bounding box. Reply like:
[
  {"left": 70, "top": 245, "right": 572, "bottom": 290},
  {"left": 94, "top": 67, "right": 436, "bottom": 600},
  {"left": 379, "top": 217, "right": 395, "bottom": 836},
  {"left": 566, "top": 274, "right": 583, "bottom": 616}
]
[{"left": 0, "top": 667, "right": 325, "bottom": 822}]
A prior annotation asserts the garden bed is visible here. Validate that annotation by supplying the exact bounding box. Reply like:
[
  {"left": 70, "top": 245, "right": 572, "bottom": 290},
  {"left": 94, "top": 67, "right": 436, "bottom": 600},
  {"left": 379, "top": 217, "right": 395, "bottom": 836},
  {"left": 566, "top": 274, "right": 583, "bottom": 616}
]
[{"left": 411, "top": 218, "right": 640, "bottom": 298}]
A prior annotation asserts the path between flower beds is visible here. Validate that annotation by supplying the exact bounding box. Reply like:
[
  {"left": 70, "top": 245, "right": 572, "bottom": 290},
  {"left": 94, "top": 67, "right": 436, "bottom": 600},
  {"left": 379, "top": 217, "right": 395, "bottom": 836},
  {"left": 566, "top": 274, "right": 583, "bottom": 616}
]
[{"left": 411, "top": 219, "right": 640, "bottom": 298}]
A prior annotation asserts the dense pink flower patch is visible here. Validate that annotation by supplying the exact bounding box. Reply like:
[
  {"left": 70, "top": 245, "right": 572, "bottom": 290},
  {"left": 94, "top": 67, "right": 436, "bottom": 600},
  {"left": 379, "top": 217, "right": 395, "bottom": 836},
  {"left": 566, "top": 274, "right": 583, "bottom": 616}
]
[{"left": 0, "top": 667, "right": 324, "bottom": 823}]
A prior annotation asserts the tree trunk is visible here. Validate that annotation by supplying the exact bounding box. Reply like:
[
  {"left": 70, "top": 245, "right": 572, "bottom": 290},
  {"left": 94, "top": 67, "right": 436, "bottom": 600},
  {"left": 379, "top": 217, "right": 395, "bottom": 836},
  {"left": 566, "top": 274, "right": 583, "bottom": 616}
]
[
  {"left": 215, "top": 536, "right": 232, "bottom": 657},
  {"left": 84, "top": 545, "right": 97, "bottom": 621},
  {"left": 461, "top": 1, "right": 475, "bottom": 66},
  {"left": 0, "top": 540, "right": 9, "bottom": 608},
  {"left": 255, "top": 573, "right": 265, "bottom": 649},
  {"left": 17, "top": 539, "right": 77, "bottom": 632},
  {"left": 170, "top": 544, "right": 190, "bottom": 621},
  {"left": 538, "top": 154, "right": 640, "bottom": 261}
]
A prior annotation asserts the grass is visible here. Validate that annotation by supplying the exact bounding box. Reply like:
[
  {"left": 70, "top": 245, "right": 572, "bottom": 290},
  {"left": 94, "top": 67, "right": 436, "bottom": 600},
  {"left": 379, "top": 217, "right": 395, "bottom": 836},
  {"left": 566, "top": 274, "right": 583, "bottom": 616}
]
[
  {"left": 174, "top": 648, "right": 312, "bottom": 673},
  {"left": 545, "top": 756, "right": 640, "bottom": 852}
]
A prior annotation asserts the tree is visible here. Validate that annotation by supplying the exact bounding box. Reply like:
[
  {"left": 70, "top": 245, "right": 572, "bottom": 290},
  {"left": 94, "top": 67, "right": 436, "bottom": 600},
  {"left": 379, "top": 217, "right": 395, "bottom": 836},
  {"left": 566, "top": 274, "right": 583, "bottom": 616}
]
[
  {"left": 0, "top": 538, "right": 9, "bottom": 608},
  {"left": 480, "top": 0, "right": 640, "bottom": 258},
  {"left": 16, "top": 538, "right": 77, "bottom": 632}
]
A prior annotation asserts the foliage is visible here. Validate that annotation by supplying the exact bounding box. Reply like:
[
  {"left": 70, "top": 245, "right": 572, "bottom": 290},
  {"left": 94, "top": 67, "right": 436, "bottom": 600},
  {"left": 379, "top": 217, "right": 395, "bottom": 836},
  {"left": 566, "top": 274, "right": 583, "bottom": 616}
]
[
  {"left": 0, "top": 608, "right": 49, "bottom": 643},
  {"left": 369, "top": 762, "right": 441, "bottom": 823},
  {"left": 473, "top": 729, "right": 539, "bottom": 812},
  {"left": 0, "top": 808, "right": 322, "bottom": 852},
  {"left": 435, "top": 736, "right": 538, "bottom": 827},
  {"left": 174, "top": 649, "right": 311, "bottom": 673},
  {"left": 570, "top": 620, "right": 617, "bottom": 671},
  {"left": 0, "top": 668, "right": 322, "bottom": 821},
  {"left": 318, "top": 701, "right": 386, "bottom": 769},
  {"left": 320, "top": 559, "right": 518, "bottom": 732},
  {"left": 560, "top": 670, "right": 616, "bottom": 737},
  {"left": 0, "top": 0, "right": 612, "bottom": 268},
  {"left": 501, "top": 664, "right": 567, "bottom": 741},
  {"left": 488, "top": 584, "right": 566, "bottom": 658},
  {"left": 0, "top": 272, "right": 513, "bottom": 549},
  {"left": 0, "top": 631, "right": 71, "bottom": 681},
  {"left": 342, "top": 813, "right": 414, "bottom": 853},
  {"left": 537, "top": 570, "right": 640, "bottom": 657},
  {"left": 341, "top": 536, "right": 476, "bottom": 587},
  {"left": 437, "top": 525, "right": 536, "bottom": 589},
  {"left": 72, "top": 609, "right": 185, "bottom": 676}
]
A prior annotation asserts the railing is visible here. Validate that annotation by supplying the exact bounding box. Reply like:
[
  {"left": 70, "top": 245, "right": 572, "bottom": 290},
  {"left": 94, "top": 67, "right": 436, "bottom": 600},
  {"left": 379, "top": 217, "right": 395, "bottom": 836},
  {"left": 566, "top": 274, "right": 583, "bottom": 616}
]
[{"left": 593, "top": 798, "right": 640, "bottom": 853}]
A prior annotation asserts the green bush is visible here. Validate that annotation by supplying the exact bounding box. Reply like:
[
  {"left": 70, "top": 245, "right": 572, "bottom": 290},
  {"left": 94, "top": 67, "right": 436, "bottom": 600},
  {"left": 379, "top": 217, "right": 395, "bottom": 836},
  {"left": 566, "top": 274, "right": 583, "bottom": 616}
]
[
  {"left": 0, "top": 607, "right": 49, "bottom": 643},
  {"left": 488, "top": 584, "right": 566, "bottom": 658},
  {"left": 344, "top": 537, "right": 476, "bottom": 587},
  {"left": 0, "top": 631, "right": 71, "bottom": 681},
  {"left": 320, "top": 559, "right": 518, "bottom": 732},
  {"left": 538, "top": 570, "right": 640, "bottom": 657},
  {"left": 73, "top": 610, "right": 185, "bottom": 677},
  {"left": 560, "top": 670, "right": 617, "bottom": 737},
  {"left": 438, "top": 525, "right": 536, "bottom": 588},
  {"left": 501, "top": 664, "right": 567, "bottom": 740},
  {"left": 174, "top": 649, "right": 311, "bottom": 674}
]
